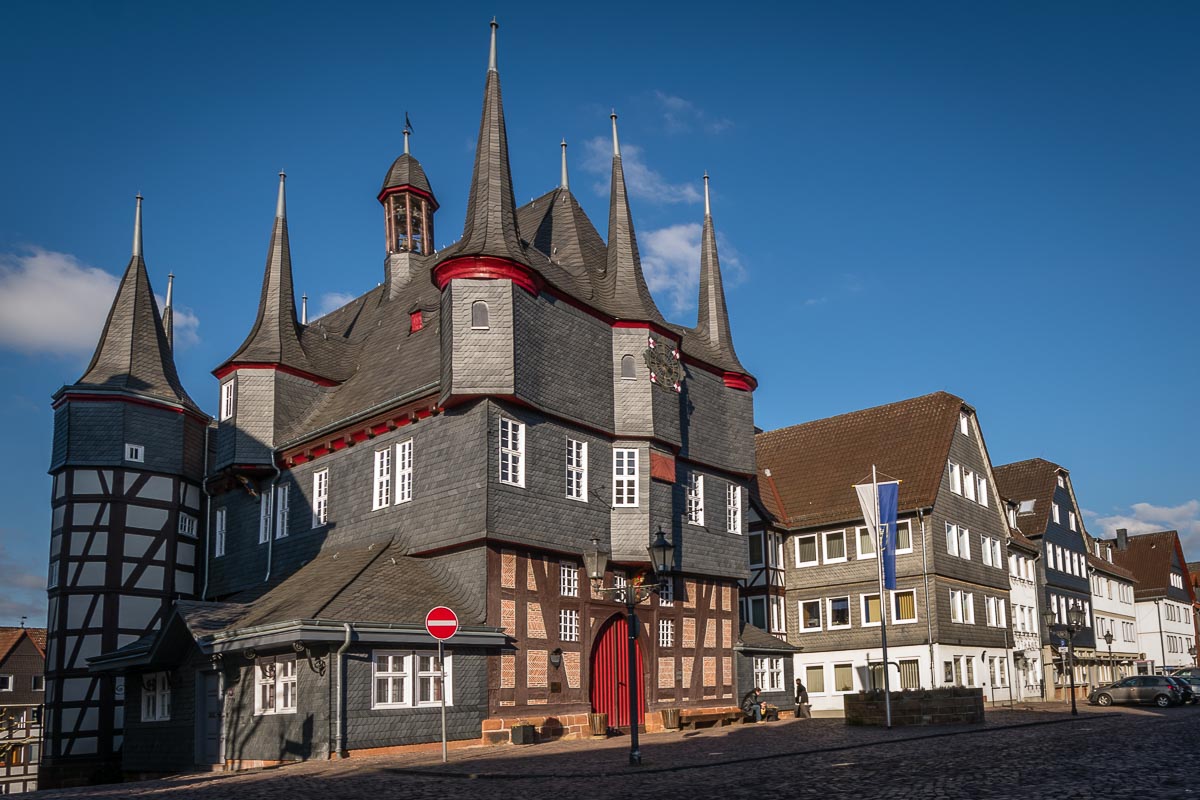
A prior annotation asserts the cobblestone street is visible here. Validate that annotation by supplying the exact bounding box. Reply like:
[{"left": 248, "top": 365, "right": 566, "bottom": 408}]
[{"left": 37, "top": 703, "right": 1198, "bottom": 799}]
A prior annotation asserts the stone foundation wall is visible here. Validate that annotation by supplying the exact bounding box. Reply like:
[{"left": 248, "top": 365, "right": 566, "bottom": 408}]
[{"left": 844, "top": 689, "right": 985, "bottom": 726}]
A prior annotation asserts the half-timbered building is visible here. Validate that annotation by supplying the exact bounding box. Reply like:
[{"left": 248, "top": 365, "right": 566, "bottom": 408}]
[{"left": 0, "top": 627, "right": 46, "bottom": 794}]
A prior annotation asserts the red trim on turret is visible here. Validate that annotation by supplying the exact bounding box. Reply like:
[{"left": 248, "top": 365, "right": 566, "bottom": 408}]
[
  {"left": 213, "top": 362, "right": 340, "bottom": 387},
  {"left": 377, "top": 185, "right": 440, "bottom": 210},
  {"left": 433, "top": 256, "right": 542, "bottom": 295},
  {"left": 722, "top": 372, "right": 757, "bottom": 392}
]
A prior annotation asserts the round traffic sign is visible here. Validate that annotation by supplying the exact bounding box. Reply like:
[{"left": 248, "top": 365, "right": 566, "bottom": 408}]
[{"left": 425, "top": 606, "right": 459, "bottom": 640}]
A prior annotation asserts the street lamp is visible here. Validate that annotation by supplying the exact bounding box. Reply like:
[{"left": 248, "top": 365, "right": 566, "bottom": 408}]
[
  {"left": 584, "top": 528, "right": 674, "bottom": 766},
  {"left": 1103, "top": 631, "right": 1115, "bottom": 683},
  {"left": 1042, "top": 602, "right": 1086, "bottom": 716}
]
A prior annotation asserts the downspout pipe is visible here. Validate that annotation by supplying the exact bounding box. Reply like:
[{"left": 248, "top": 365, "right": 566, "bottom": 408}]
[{"left": 335, "top": 623, "right": 353, "bottom": 757}]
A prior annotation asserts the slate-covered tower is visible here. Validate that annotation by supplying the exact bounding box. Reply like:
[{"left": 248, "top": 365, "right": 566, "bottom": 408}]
[{"left": 45, "top": 198, "right": 210, "bottom": 787}]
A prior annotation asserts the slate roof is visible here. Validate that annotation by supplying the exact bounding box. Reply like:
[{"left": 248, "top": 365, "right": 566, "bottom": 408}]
[
  {"left": 381, "top": 153, "right": 436, "bottom": 201},
  {"left": 1110, "top": 530, "right": 1187, "bottom": 600},
  {"left": 735, "top": 622, "right": 801, "bottom": 653},
  {"left": 595, "top": 145, "right": 667, "bottom": 325},
  {"left": 1009, "top": 529, "right": 1041, "bottom": 555},
  {"left": 693, "top": 203, "right": 746, "bottom": 374},
  {"left": 517, "top": 187, "right": 607, "bottom": 300},
  {"left": 0, "top": 627, "right": 46, "bottom": 663},
  {"left": 754, "top": 391, "right": 966, "bottom": 529},
  {"left": 73, "top": 200, "right": 200, "bottom": 413},
  {"left": 992, "top": 458, "right": 1062, "bottom": 540}
]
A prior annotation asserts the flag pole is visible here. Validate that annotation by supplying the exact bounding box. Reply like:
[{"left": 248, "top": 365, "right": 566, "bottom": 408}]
[{"left": 874, "top": 464, "right": 892, "bottom": 729}]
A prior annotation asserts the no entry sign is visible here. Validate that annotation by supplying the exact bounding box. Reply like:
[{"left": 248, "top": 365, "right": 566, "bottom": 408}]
[{"left": 425, "top": 606, "right": 459, "bottom": 640}]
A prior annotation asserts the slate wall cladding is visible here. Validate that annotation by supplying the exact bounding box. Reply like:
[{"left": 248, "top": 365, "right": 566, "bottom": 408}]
[
  {"left": 0, "top": 636, "right": 46, "bottom": 708},
  {"left": 649, "top": 339, "right": 683, "bottom": 449},
  {"left": 675, "top": 367, "right": 756, "bottom": 475},
  {"left": 610, "top": 440, "right": 650, "bottom": 563},
  {"left": 206, "top": 483, "right": 273, "bottom": 598},
  {"left": 1037, "top": 482, "right": 1095, "bottom": 647},
  {"left": 735, "top": 650, "right": 794, "bottom": 711},
  {"left": 612, "top": 328, "right": 653, "bottom": 437},
  {"left": 649, "top": 471, "right": 748, "bottom": 581},
  {"left": 445, "top": 279, "right": 514, "bottom": 397},
  {"left": 272, "top": 371, "right": 326, "bottom": 446},
  {"left": 56, "top": 402, "right": 202, "bottom": 480},
  {"left": 122, "top": 651, "right": 206, "bottom": 773},
  {"left": 513, "top": 290, "right": 613, "bottom": 431},
  {"left": 215, "top": 369, "right": 276, "bottom": 469},
  {"left": 223, "top": 650, "right": 331, "bottom": 763},
  {"left": 343, "top": 646, "right": 488, "bottom": 749}
]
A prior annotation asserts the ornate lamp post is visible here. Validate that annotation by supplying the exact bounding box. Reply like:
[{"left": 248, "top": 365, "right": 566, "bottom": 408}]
[
  {"left": 584, "top": 528, "right": 674, "bottom": 766},
  {"left": 1043, "top": 602, "right": 1087, "bottom": 716},
  {"left": 1103, "top": 630, "right": 1115, "bottom": 683}
]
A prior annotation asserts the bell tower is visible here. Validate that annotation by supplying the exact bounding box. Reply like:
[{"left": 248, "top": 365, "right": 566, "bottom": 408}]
[{"left": 379, "top": 122, "right": 438, "bottom": 294}]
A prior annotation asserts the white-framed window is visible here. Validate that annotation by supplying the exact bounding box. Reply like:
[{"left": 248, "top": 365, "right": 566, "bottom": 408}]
[
  {"left": 946, "top": 522, "right": 959, "bottom": 557},
  {"left": 395, "top": 439, "right": 413, "bottom": 504},
  {"left": 833, "top": 663, "right": 855, "bottom": 693},
  {"left": 948, "top": 461, "right": 962, "bottom": 495},
  {"left": 753, "top": 656, "right": 785, "bottom": 693},
  {"left": 742, "top": 595, "right": 767, "bottom": 630},
  {"left": 125, "top": 443, "right": 145, "bottom": 463},
  {"left": 1068, "top": 511, "right": 1077, "bottom": 531},
  {"left": 560, "top": 609, "right": 580, "bottom": 642},
  {"left": 769, "top": 531, "right": 784, "bottom": 567},
  {"left": 274, "top": 484, "right": 290, "bottom": 539},
  {"left": 806, "top": 664, "right": 826, "bottom": 695},
  {"left": 770, "top": 595, "right": 786, "bottom": 633},
  {"left": 800, "top": 599, "right": 822, "bottom": 632},
  {"left": 48, "top": 560, "right": 58, "bottom": 590},
  {"left": 258, "top": 490, "right": 273, "bottom": 544},
  {"left": 963, "top": 469, "right": 976, "bottom": 502},
  {"left": 220, "top": 379, "right": 236, "bottom": 420},
  {"left": 659, "top": 618, "right": 675, "bottom": 647},
  {"left": 727, "top": 483, "right": 742, "bottom": 534},
  {"left": 659, "top": 578, "right": 674, "bottom": 607},
  {"left": 565, "top": 438, "right": 587, "bottom": 501},
  {"left": 892, "top": 589, "right": 918, "bottom": 623},
  {"left": 828, "top": 596, "right": 851, "bottom": 629},
  {"left": 312, "top": 470, "right": 329, "bottom": 527},
  {"left": 823, "top": 530, "right": 847, "bottom": 563},
  {"left": 981, "top": 536, "right": 998, "bottom": 567},
  {"left": 986, "top": 596, "right": 998, "bottom": 627},
  {"left": 976, "top": 476, "right": 988, "bottom": 507},
  {"left": 254, "top": 655, "right": 297, "bottom": 715},
  {"left": 748, "top": 531, "right": 765, "bottom": 568},
  {"left": 612, "top": 448, "right": 638, "bottom": 507},
  {"left": 856, "top": 526, "right": 876, "bottom": 559},
  {"left": 1051, "top": 502, "right": 1061, "bottom": 525},
  {"left": 178, "top": 512, "right": 198, "bottom": 538},
  {"left": 1057, "top": 474, "right": 1066, "bottom": 488},
  {"left": 959, "top": 411, "right": 969, "bottom": 435},
  {"left": 214, "top": 508, "right": 227, "bottom": 558},
  {"left": 416, "top": 654, "right": 449, "bottom": 705},
  {"left": 0, "top": 676, "right": 11, "bottom": 692},
  {"left": 950, "top": 589, "right": 975, "bottom": 624},
  {"left": 946, "top": 523, "right": 970, "bottom": 560},
  {"left": 895, "top": 519, "right": 913, "bottom": 553},
  {"left": 860, "top": 593, "right": 882, "bottom": 627},
  {"left": 686, "top": 472, "right": 704, "bottom": 526},
  {"left": 471, "top": 300, "right": 489, "bottom": 329},
  {"left": 499, "top": 418, "right": 525, "bottom": 487},
  {"left": 1170, "top": 572, "right": 1184, "bottom": 590},
  {"left": 373, "top": 448, "right": 392, "bottom": 510},
  {"left": 373, "top": 652, "right": 409, "bottom": 707},
  {"left": 795, "top": 534, "right": 818, "bottom": 567},
  {"left": 141, "top": 672, "right": 171, "bottom": 721}
]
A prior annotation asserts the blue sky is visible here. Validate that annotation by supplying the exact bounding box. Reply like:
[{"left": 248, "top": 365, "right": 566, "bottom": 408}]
[{"left": 2, "top": 2, "right": 1198, "bottom": 626}]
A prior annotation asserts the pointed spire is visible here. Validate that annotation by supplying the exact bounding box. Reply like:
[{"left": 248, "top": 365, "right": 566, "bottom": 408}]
[
  {"left": 560, "top": 140, "right": 569, "bottom": 190},
  {"left": 596, "top": 112, "right": 665, "bottom": 323},
  {"left": 694, "top": 173, "right": 745, "bottom": 373},
  {"left": 163, "top": 272, "right": 175, "bottom": 350},
  {"left": 75, "top": 196, "right": 200, "bottom": 412},
  {"left": 221, "top": 174, "right": 317, "bottom": 375},
  {"left": 441, "top": 18, "right": 528, "bottom": 267}
]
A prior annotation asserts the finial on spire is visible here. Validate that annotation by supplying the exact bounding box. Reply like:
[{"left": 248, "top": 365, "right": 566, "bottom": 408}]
[
  {"left": 561, "top": 139, "right": 569, "bottom": 190},
  {"left": 488, "top": 18, "right": 498, "bottom": 72},
  {"left": 610, "top": 111, "right": 620, "bottom": 157},
  {"left": 703, "top": 171, "right": 711, "bottom": 216},
  {"left": 301, "top": 293, "right": 308, "bottom": 324},
  {"left": 132, "top": 194, "right": 143, "bottom": 257},
  {"left": 276, "top": 171, "right": 287, "bottom": 218},
  {"left": 164, "top": 272, "right": 175, "bottom": 349},
  {"left": 403, "top": 129, "right": 410, "bottom": 155}
]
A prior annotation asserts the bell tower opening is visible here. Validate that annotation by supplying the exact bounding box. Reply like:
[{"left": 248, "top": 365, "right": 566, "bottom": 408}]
[{"left": 379, "top": 126, "right": 438, "bottom": 257}]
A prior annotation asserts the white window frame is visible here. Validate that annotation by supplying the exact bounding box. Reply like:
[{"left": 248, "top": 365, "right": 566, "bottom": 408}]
[
  {"left": 799, "top": 599, "right": 822, "bottom": 632},
  {"left": 946, "top": 522, "right": 959, "bottom": 557},
  {"left": 895, "top": 519, "right": 913, "bottom": 554},
  {"left": 727, "top": 483, "right": 742, "bottom": 534},
  {"left": 178, "top": 512, "right": 198, "bottom": 538},
  {"left": 560, "top": 562, "right": 579, "bottom": 597},
  {"left": 686, "top": 472, "right": 705, "bottom": 526},
  {"left": 312, "top": 469, "right": 329, "bottom": 527},
  {"left": 856, "top": 526, "right": 876, "bottom": 560},
  {"left": 977, "top": 476, "right": 988, "bottom": 507},
  {"left": 565, "top": 438, "right": 587, "bottom": 501},
  {"left": 1068, "top": 511, "right": 1077, "bottom": 532},
  {"left": 395, "top": 439, "right": 413, "bottom": 504},
  {"left": 416, "top": 653, "right": 452, "bottom": 707},
  {"left": 658, "top": 618, "right": 675, "bottom": 647},
  {"left": 770, "top": 595, "right": 786, "bottom": 634},
  {"left": 1052, "top": 502, "right": 1061, "bottom": 525},
  {"left": 753, "top": 656, "right": 785, "bottom": 693},
  {"left": 258, "top": 490, "right": 273, "bottom": 544},
  {"left": 141, "top": 672, "right": 171, "bottom": 722},
  {"left": 254, "top": 655, "right": 297, "bottom": 715},
  {"left": 274, "top": 484, "right": 289, "bottom": 539},
  {"left": 372, "top": 652, "right": 410, "bottom": 708},
  {"left": 220, "top": 379, "right": 236, "bottom": 420},
  {"left": 659, "top": 578, "right": 674, "bottom": 607},
  {"left": 499, "top": 418, "right": 525, "bottom": 487},
  {"left": 823, "top": 530, "right": 848, "bottom": 564},
  {"left": 827, "top": 596, "right": 851, "bottom": 630},
  {"left": 125, "top": 443, "right": 145, "bottom": 463},
  {"left": 963, "top": 469, "right": 976, "bottom": 501},
  {"left": 612, "top": 448, "right": 639, "bottom": 507},
  {"left": 959, "top": 526, "right": 971, "bottom": 560},
  {"left": 795, "top": 534, "right": 819, "bottom": 567},
  {"left": 948, "top": 461, "right": 962, "bottom": 495},
  {"left": 833, "top": 662, "right": 856, "bottom": 693},
  {"left": 0, "top": 675, "right": 11, "bottom": 692},
  {"left": 892, "top": 589, "right": 918, "bottom": 624},
  {"left": 559, "top": 609, "right": 580, "bottom": 642},
  {"left": 959, "top": 411, "right": 969, "bottom": 435},
  {"left": 214, "top": 507, "right": 227, "bottom": 558},
  {"left": 373, "top": 448, "right": 392, "bottom": 510},
  {"left": 860, "top": 593, "right": 882, "bottom": 628}
]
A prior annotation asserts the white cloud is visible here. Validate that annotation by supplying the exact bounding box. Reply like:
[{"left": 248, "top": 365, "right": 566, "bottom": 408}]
[
  {"left": 315, "top": 292, "right": 357, "bottom": 319},
  {"left": 1087, "top": 500, "right": 1200, "bottom": 558},
  {"left": 581, "top": 137, "right": 702, "bottom": 205},
  {"left": 654, "top": 91, "right": 734, "bottom": 135},
  {"left": 640, "top": 223, "right": 748, "bottom": 316},
  {"left": 154, "top": 293, "right": 201, "bottom": 349},
  {"left": 0, "top": 248, "right": 119, "bottom": 355}
]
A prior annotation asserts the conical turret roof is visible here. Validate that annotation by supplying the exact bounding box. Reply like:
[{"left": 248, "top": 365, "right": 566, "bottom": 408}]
[
  {"left": 75, "top": 196, "right": 201, "bottom": 413},
  {"left": 694, "top": 174, "right": 746, "bottom": 373},
  {"left": 380, "top": 154, "right": 436, "bottom": 203}
]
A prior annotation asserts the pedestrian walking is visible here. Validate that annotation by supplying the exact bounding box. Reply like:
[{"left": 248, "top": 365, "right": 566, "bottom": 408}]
[{"left": 795, "top": 677, "right": 810, "bottom": 719}]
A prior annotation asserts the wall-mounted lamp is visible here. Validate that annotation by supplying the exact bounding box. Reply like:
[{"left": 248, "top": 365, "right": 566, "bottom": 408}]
[{"left": 549, "top": 648, "right": 563, "bottom": 669}]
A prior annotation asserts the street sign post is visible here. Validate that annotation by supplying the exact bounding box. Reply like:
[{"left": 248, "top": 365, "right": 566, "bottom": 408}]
[{"left": 425, "top": 607, "right": 458, "bottom": 763}]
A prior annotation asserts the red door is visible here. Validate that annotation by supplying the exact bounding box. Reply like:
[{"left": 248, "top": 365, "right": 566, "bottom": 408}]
[{"left": 590, "top": 613, "right": 644, "bottom": 727}]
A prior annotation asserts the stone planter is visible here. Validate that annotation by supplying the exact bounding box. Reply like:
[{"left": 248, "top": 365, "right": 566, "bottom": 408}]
[
  {"left": 511, "top": 724, "right": 537, "bottom": 745},
  {"left": 660, "top": 708, "right": 681, "bottom": 730},
  {"left": 588, "top": 712, "right": 608, "bottom": 737}
]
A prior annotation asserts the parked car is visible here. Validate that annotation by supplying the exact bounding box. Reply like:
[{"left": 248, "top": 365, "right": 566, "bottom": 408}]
[
  {"left": 1166, "top": 675, "right": 1200, "bottom": 704},
  {"left": 1170, "top": 667, "right": 1200, "bottom": 680},
  {"left": 1088, "top": 675, "right": 1183, "bottom": 707}
]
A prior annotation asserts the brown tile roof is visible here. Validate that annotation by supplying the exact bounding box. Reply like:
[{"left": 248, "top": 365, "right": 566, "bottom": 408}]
[
  {"left": 1084, "top": 534, "right": 1137, "bottom": 582},
  {"left": 992, "top": 458, "right": 1061, "bottom": 540},
  {"left": 0, "top": 627, "right": 46, "bottom": 662},
  {"left": 754, "top": 391, "right": 965, "bottom": 529},
  {"left": 1008, "top": 529, "right": 1041, "bottom": 555},
  {"left": 1110, "top": 530, "right": 1185, "bottom": 600},
  {"left": 1189, "top": 562, "right": 1200, "bottom": 590}
]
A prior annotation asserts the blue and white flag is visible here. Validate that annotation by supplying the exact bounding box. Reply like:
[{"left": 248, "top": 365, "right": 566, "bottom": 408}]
[{"left": 854, "top": 479, "right": 900, "bottom": 590}]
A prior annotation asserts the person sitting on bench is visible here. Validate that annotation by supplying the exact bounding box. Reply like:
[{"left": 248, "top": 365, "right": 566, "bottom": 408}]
[{"left": 741, "top": 686, "right": 765, "bottom": 722}]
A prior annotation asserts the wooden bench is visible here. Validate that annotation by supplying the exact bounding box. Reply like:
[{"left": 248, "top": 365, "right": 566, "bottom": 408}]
[
  {"left": 741, "top": 706, "right": 780, "bottom": 723},
  {"left": 679, "top": 709, "right": 743, "bottom": 730}
]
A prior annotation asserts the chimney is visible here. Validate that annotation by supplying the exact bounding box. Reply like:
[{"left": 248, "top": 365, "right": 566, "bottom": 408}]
[{"left": 1116, "top": 528, "right": 1128, "bottom": 550}]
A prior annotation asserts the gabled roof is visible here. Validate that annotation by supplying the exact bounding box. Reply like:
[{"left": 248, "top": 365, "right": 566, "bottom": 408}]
[
  {"left": 517, "top": 187, "right": 607, "bottom": 299},
  {"left": 755, "top": 391, "right": 965, "bottom": 529},
  {"left": 1083, "top": 533, "right": 1137, "bottom": 581},
  {"left": 1110, "top": 530, "right": 1192, "bottom": 601},
  {"left": 0, "top": 627, "right": 46, "bottom": 663},
  {"left": 735, "top": 622, "right": 801, "bottom": 654},
  {"left": 72, "top": 197, "right": 201, "bottom": 413},
  {"left": 992, "top": 458, "right": 1062, "bottom": 540},
  {"left": 1008, "top": 529, "right": 1041, "bottom": 555}
]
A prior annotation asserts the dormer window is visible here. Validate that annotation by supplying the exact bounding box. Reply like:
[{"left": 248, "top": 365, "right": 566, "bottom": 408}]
[{"left": 386, "top": 191, "right": 434, "bottom": 255}]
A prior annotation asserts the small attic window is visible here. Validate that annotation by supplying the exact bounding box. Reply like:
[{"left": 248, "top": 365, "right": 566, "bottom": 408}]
[
  {"left": 1057, "top": 474, "right": 1065, "bottom": 488},
  {"left": 471, "top": 301, "right": 489, "bottom": 330},
  {"left": 125, "top": 444, "right": 145, "bottom": 463},
  {"left": 621, "top": 354, "right": 636, "bottom": 380},
  {"left": 958, "top": 411, "right": 969, "bottom": 435},
  {"left": 410, "top": 311, "right": 423, "bottom": 333},
  {"left": 1017, "top": 499, "right": 1036, "bottom": 514}
]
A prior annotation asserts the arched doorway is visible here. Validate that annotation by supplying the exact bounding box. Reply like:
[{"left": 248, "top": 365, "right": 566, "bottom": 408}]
[{"left": 589, "top": 613, "right": 645, "bottom": 728}]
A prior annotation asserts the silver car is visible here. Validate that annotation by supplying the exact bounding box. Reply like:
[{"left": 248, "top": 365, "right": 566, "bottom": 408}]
[{"left": 1088, "top": 675, "right": 1182, "bottom": 707}]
